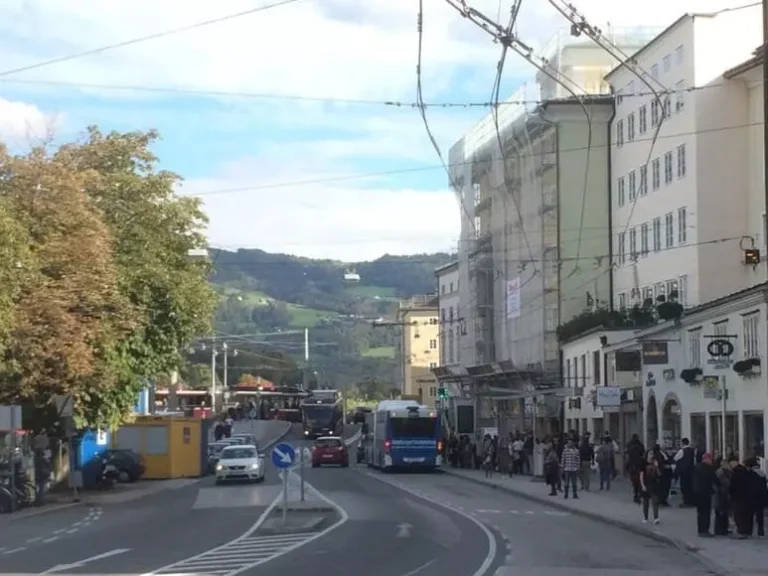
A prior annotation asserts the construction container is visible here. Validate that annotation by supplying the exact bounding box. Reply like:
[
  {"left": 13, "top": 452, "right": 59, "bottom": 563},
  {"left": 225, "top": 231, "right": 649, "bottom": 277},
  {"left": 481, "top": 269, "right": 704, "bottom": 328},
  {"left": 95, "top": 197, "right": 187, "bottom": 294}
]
[{"left": 112, "top": 416, "right": 202, "bottom": 479}]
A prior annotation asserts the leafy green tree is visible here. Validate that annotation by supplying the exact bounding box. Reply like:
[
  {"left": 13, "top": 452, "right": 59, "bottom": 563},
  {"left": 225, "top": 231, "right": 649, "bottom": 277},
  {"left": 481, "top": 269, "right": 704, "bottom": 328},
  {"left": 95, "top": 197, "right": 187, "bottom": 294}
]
[{"left": 56, "top": 128, "right": 218, "bottom": 413}]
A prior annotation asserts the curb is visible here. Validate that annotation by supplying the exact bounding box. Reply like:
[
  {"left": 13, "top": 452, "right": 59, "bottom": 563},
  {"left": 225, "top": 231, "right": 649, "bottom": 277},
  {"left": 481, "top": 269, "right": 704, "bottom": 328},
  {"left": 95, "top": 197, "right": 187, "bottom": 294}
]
[
  {"left": 1, "top": 501, "right": 83, "bottom": 523},
  {"left": 442, "top": 469, "right": 733, "bottom": 576},
  {"left": 262, "top": 422, "right": 292, "bottom": 450}
]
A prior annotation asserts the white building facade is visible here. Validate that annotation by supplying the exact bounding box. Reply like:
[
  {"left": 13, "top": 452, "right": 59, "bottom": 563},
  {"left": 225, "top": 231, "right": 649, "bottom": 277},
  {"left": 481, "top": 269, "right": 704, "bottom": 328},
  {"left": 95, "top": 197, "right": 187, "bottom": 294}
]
[
  {"left": 606, "top": 284, "right": 767, "bottom": 460},
  {"left": 608, "top": 10, "right": 762, "bottom": 311},
  {"left": 435, "top": 261, "right": 461, "bottom": 369},
  {"left": 562, "top": 328, "right": 637, "bottom": 439}
]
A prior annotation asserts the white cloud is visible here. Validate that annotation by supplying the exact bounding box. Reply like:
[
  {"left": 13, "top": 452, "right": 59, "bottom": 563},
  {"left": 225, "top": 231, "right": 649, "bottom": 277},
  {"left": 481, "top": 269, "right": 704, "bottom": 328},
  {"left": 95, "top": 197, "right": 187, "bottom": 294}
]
[{"left": 0, "top": 98, "right": 61, "bottom": 144}]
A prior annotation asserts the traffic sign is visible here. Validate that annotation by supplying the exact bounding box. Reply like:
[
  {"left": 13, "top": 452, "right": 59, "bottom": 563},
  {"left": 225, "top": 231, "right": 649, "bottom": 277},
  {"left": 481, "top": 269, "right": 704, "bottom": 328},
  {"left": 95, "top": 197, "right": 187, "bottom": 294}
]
[{"left": 271, "top": 443, "right": 295, "bottom": 469}]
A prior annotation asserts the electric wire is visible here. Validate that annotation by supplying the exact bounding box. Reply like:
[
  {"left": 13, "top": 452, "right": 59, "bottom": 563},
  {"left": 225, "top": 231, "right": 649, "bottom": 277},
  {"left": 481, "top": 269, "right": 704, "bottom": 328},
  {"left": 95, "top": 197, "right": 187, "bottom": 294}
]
[
  {"left": 415, "top": 0, "right": 476, "bottom": 234},
  {"left": 173, "top": 109, "right": 768, "bottom": 199},
  {"left": 0, "top": 0, "right": 306, "bottom": 78}
]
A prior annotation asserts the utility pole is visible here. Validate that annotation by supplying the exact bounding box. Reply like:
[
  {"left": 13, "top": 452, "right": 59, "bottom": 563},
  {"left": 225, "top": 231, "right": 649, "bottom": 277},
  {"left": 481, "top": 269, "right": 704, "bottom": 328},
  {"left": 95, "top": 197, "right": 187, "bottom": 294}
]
[
  {"left": 223, "top": 341, "right": 229, "bottom": 392},
  {"left": 210, "top": 335, "right": 217, "bottom": 415},
  {"left": 303, "top": 327, "right": 309, "bottom": 389}
]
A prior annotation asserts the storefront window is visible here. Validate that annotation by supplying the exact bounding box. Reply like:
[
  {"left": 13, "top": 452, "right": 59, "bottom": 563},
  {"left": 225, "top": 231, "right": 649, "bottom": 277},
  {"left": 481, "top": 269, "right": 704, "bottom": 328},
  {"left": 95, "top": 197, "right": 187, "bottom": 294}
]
[
  {"left": 661, "top": 399, "right": 682, "bottom": 449},
  {"left": 690, "top": 414, "right": 706, "bottom": 452},
  {"left": 744, "top": 413, "right": 765, "bottom": 458},
  {"left": 709, "top": 414, "right": 740, "bottom": 459}
]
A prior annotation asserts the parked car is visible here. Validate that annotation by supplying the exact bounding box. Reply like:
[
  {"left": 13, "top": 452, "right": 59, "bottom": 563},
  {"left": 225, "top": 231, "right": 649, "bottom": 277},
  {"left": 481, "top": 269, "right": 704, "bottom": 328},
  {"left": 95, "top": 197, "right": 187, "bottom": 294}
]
[
  {"left": 104, "top": 449, "right": 145, "bottom": 483},
  {"left": 311, "top": 437, "right": 348, "bottom": 468}
]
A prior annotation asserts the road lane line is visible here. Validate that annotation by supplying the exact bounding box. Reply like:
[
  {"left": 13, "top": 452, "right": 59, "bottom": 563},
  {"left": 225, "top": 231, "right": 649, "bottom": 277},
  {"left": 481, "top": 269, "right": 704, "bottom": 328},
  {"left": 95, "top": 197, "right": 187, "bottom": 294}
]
[
  {"left": 42, "top": 548, "right": 130, "bottom": 574},
  {"left": 2, "top": 547, "right": 26, "bottom": 555},
  {"left": 400, "top": 558, "right": 437, "bottom": 576},
  {"left": 142, "top": 470, "right": 348, "bottom": 576},
  {"left": 363, "top": 471, "right": 498, "bottom": 576}
]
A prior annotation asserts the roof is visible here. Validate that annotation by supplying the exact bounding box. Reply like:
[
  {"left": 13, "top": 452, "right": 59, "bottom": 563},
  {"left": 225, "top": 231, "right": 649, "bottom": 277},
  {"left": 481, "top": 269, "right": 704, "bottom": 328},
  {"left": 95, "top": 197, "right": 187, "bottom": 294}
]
[
  {"left": 723, "top": 45, "right": 764, "bottom": 78},
  {"left": 435, "top": 260, "right": 459, "bottom": 276},
  {"left": 605, "top": 14, "right": 715, "bottom": 81},
  {"left": 538, "top": 94, "right": 614, "bottom": 110}
]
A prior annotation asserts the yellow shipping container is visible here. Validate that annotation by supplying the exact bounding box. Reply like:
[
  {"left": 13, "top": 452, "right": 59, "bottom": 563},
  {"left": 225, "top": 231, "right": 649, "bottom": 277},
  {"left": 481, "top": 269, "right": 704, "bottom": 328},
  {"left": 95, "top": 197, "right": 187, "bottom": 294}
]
[{"left": 112, "top": 417, "right": 202, "bottom": 479}]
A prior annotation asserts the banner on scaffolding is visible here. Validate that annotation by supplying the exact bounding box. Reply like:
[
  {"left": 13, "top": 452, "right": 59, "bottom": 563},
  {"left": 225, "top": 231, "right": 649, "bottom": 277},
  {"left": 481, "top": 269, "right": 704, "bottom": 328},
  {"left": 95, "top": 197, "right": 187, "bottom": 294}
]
[{"left": 506, "top": 277, "right": 521, "bottom": 319}]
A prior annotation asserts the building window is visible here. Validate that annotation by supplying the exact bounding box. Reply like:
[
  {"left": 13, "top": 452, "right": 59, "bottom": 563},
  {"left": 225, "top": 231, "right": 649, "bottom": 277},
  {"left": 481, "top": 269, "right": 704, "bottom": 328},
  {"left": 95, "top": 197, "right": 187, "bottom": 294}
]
[
  {"left": 628, "top": 170, "right": 637, "bottom": 201},
  {"left": 429, "top": 362, "right": 437, "bottom": 370},
  {"left": 641, "top": 223, "right": 649, "bottom": 256},
  {"left": 449, "top": 281, "right": 454, "bottom": 292},
  {"left": 429, "top": 386, "right": 437, "bottom": 397},
  {"left": 618, "top": 176, "right": 626, "bottom": 206},
  {"left": 580, "top": 354, "right": 587, "bottom": 386},
  {"left": 455, "top": 326, "right": 461, "bottom": 362},
  {"left": 473, "top": 216, "right": 481, "bottom": 236},
  {"left": 429, "top": 339, "right": 437, "bottom": 349},
  {"left": 687, "top": 328, "right": 701, "bottom": 368},
  {"left": 654, "top": 282, "right": 666, "bottom": 301},
  {"left": 663, "top": 95, "right": 671, "bottom": 118},
  {"left": 639, "top": 165, "right": 648, "bottom": 196},
  {"left": 616, "top": 119, "right": 624, "bottom": 147},
  {"left": 653, "top": 217, "right": 661, "bottom": 252},
  {"left": 678, "top": 207, "right": 687, "bottom": 244},
  {"left": 593, "top": 350, "right": 601, "bottom": 385},
  {"left": 677, "top": 144, "right": 686, "bottom": 178},
  {"left": 651, "top": 63, "right": 659, "bottom": 79},
  {"left": 678, "top": 275, "right": 688, "bottom": 306},
  {"left": 618, "top": 292, "right": 627, "bottom": 310},
  {"left": 742, "top": 312, "right": 760, "bottom": 359},
  {"left": 629, "top": 227, "right": 637, "bottom": 258},
  {"left": 449, "top": 306, "right": 454, "bottom": 322},
  {"left": 666, "top": 279, "right": 680, "bottom": 301},
  {"left": 448, "top": 329, "right": 454, "bottom": 363},
  {"left": 664, "top": 152, "right": 673, "bottom": 184},
  {"left": 675, "top": 44, "right": 684, "bottom": 65},
  {"left": 651, "top": 99, "right": 660, "bottom": 127},
  {"left": 652, "top": 158, "right": 660, "bottom": 190},
  {"left": 441, "top": 284, "right": 446, "bottom": 295},
  {"left": 616, "top": 89, "right": 624, "bottom": 106},
  {"left": 639, "top": 105, "right": 647, "bottom": 134},
  {"left": 665, "top": 212, "right": 674, "bottom": 248},
  {"left": 617, "top": 231, "right": 626, "bottom": 266},
  {"left": 473, "top": 183, "right": 481, "bottom": 206},
  {"left": 642, "top": 286, "right": 653, "bottom": 303},
  {"left": 441, "top": 308, "right": 446, "bottom": 322},
  {"left": 675, "top": 81, "right": 685, "bottom": 112},
  {"left": 663, "top": 54, "right": 671, "bottom": 73},
  {"left": 566, "top": 358, "right": 572, "bottom": 387},
  {"left": 627, "top": 112, "right": 635, "bottom": 141}
]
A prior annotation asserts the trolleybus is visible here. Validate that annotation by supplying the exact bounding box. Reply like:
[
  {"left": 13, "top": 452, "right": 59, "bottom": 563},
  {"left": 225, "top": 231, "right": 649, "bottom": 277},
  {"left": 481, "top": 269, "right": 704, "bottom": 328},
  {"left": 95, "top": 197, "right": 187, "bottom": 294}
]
[
  {"left": 300, "top": 389, "right": 344, "bottom": 439},
  {"left": 363, "top": 400, "right": 442, "bottom": 470}
]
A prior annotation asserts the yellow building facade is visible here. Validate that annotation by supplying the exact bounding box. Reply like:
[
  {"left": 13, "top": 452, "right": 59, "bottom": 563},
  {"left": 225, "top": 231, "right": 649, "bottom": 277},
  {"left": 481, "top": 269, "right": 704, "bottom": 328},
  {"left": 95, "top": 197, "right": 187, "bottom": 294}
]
[{"left": 396, "top": 295, "right": 440, "bottom": 407}]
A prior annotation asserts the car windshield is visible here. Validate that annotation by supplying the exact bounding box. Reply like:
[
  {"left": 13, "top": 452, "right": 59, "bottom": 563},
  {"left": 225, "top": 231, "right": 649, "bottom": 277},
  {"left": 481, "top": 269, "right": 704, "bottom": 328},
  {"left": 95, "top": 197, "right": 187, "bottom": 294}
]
[
  {"left": 221, "top": 448, "right": 256, "bottom": 459},
  {"left": 315, "top": 438, "right": 342, "bottom": 448}
]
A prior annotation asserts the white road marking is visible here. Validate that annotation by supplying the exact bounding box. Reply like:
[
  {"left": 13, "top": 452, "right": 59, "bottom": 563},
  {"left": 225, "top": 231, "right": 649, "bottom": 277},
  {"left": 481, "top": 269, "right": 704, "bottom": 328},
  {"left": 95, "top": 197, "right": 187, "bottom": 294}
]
[
  {"left": 2, "top": 547, "right": 27, "bottom": 555},
  {"left": 42, "top": 548, "right": 130, "bottom": 574},
  {"left": 42, "top": 536, "right": 59, "bottom": 543},
  {"left": 363, "top": 472, "right": 498, "bottom": 576},
  {"left": 400, "top": 558, "right": 437, "bottom": 576},
  {"left": 26, "top": 537, "right": 42, "bottom": 543},
  {"left": 476, "top": 509, "right": 501, "bottom": 514},
  {"left": 142, "top": 471, "right": 349, "bottom": 576}
]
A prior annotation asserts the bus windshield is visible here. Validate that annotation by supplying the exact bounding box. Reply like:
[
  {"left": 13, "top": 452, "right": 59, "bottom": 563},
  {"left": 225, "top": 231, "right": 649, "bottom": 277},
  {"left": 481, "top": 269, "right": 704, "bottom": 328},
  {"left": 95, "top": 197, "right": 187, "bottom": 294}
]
[
  {"left": 303, "top": 406, "right": 333, "bottom": 422},
  {"left": 390, "top": 417, "right": 436, "bottom": 438}
]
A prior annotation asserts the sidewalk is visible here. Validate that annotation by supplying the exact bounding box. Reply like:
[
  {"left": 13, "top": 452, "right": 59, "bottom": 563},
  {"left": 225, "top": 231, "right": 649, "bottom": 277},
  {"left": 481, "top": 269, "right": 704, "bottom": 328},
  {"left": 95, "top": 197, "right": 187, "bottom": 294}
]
[{"left": 443, "top": 466, "right": 765, "bottom": 576}]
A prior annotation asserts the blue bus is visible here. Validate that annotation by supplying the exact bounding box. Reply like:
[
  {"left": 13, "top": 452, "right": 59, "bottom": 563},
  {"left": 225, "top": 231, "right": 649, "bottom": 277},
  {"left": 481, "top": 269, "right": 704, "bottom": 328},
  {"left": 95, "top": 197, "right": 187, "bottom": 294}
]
[{"left": 363, "top": 400, "right": 442, "bottom": 470}]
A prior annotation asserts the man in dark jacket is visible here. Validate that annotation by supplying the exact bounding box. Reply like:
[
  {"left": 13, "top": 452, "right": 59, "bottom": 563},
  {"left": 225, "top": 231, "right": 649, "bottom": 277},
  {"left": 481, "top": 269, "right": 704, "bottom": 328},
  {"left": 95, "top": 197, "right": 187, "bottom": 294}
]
[
  {"left": 578, "top": 432, "right": 594, "bottom": 491},
  {"left": 626, "top": 435, "right": 645, "bottom": 503},
  {"left": 674, "top": 438, "right": 696, "bottom": 507},
  {"left": 693, "top": 452, "right": 716, "bottom": 536}
]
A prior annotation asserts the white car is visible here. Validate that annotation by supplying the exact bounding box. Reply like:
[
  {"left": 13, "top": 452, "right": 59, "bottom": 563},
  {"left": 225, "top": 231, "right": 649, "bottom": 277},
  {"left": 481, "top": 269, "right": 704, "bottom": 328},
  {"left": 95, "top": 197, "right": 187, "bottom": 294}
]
[{"left": 215, "top": 444, "right": 265, "bottom": 484}]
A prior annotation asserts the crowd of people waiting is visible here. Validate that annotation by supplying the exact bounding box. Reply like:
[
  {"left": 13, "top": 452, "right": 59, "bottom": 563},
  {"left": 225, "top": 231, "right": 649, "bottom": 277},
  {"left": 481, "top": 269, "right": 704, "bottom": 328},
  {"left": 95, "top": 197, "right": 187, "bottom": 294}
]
[{"left": 443, "top": 428, "right": 767, "bottom": 539}]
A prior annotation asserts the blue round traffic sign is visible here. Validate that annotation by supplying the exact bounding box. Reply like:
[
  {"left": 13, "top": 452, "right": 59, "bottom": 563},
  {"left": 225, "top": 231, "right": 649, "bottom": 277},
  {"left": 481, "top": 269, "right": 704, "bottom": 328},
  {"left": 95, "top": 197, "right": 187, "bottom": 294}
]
[{"left": 271, "top": 443, "right": 295, "bottom": 469}]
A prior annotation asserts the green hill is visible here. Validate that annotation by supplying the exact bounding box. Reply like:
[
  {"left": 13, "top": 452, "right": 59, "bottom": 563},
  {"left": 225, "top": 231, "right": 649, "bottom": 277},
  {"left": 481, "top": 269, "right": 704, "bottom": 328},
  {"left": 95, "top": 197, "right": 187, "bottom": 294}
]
[{"left": 208, "top": 249, "right": 454, "bottom": 391}]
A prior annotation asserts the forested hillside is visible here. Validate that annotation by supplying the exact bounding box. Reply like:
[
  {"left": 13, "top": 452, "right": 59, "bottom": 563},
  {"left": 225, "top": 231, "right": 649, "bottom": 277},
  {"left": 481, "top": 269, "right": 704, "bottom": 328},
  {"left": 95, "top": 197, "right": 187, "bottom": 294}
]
[{"left": 209, "top": 249, "right": 454, "bottom": 392}]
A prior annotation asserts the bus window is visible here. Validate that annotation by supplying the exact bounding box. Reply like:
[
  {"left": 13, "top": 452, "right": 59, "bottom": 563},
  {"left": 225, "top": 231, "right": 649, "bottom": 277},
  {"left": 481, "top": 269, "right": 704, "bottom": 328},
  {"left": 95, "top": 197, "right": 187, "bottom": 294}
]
[{"left": 390, "top": 417, "right": 436, "bottom": 438}]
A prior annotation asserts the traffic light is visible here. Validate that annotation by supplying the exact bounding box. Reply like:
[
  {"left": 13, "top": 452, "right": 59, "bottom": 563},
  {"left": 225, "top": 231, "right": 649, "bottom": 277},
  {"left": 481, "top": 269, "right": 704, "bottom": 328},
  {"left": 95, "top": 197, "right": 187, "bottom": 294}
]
[{"left": 437, "top": 387, "right": 447, "bottom": 399}]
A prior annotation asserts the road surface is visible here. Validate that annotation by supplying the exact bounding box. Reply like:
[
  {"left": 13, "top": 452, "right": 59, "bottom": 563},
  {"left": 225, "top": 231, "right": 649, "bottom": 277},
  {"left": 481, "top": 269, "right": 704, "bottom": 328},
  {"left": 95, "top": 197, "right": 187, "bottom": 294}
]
[
  {"left": 0, "top": 420, "right": 290, "bottom": 575},
  {"left": 364, "top": 470, "right": 716, "bottom": 576}
]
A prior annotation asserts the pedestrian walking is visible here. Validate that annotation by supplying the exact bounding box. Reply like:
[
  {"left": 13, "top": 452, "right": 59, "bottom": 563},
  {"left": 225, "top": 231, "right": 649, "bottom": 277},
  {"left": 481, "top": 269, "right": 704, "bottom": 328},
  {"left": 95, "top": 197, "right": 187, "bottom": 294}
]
[
  {"left": 561, "top": 440, "right": 580, "bottom": 499},
  {"left": 640, "top": 451, "right": 661, "bottom": 525}
]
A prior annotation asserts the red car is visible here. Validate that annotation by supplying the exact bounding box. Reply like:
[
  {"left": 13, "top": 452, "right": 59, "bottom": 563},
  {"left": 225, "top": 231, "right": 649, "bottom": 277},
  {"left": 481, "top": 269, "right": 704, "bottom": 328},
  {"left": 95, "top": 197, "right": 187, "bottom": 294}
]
[{"left": 311, "top": 437, "right": 349, "bottom": 468}]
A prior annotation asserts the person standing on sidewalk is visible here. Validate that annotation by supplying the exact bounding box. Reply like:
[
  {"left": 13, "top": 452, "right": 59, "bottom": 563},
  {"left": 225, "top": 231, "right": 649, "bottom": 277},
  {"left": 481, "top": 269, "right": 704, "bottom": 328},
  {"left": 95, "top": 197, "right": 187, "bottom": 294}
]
[
  {"left": 693, "top": 452, "right": 716, "bottom": 537},
  {"left": 745, "top": 456, "right": 767, "bottom": 537},
  {"left": 543, "top": 439, "right": 560, "bottom": 496},
  {"left": 713, "top": 457, "right": 732, "bottom": 536},
  {"left": 626, "top": 434, "right": 645, "bottom": 503},
  {"left": 729, "top": 457, "right": 753, "bottom": 538},
  {"left": 673, "top": 438, "right": 696, "bottom": 507},
  {"left": 640, "top": 451, "right": 661, "bottom": 525},
  {"left": 578, "top": 432, "right": 594, "bottom": 491},
  {"left": 561, "top": 440, "right": 580, "bottom": 499},
  {"left": 596, "top": 435, "right": 615, "bottom": 490}
]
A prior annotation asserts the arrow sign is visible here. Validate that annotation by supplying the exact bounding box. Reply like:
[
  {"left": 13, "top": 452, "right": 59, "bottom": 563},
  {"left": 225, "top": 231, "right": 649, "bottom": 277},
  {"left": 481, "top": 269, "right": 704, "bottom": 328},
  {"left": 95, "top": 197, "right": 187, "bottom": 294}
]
[
  {"left": 42, "top": 548, "right": 130, "bottom": 573},
  {"left": 396, "top": 523, "right": 412, "bottom": 538},
  {"left": 271, "top": 442, "right": 295, "bottom": 469}
]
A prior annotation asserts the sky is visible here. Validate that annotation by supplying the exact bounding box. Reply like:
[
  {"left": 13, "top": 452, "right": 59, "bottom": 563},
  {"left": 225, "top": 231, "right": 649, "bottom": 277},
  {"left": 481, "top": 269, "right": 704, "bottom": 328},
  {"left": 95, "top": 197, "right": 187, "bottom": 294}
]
[{"left": 0, "top": 0, "right": 751, "bottom": 261}]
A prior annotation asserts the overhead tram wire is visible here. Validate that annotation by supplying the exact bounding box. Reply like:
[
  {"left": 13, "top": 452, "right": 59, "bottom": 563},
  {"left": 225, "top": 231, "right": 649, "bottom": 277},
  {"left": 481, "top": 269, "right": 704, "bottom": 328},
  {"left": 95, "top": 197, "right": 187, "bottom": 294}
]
[
  {"left": 415, "top": 0, "right": 477, "bottom": 236},
  {"left": 546, "top": 1, "right": 668, "bottom": 241},
  {"left": 0, "top": 0, "right": 306, "bottom": 77},
  {"left": 445, "top": 0, "right": 593, "bottom": 278},
  {"left": 489, "top": 0, "right": 540, "bottom": 279},
  {"left": 178, "top": 118, "right": 768, "bottom": 198}
]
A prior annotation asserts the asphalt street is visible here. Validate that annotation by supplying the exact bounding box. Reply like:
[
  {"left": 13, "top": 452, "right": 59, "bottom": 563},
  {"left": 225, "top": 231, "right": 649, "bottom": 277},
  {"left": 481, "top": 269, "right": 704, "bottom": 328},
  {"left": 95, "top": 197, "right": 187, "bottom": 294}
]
[
  {"left": 0, "top": 420, "right": 291, "bottom": 575},
  {"left": 370, "top": 470, "right": 717, "bottom": 576},
  {"left": 243, "top": 433, "right": 504, "bottom": 576}
]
